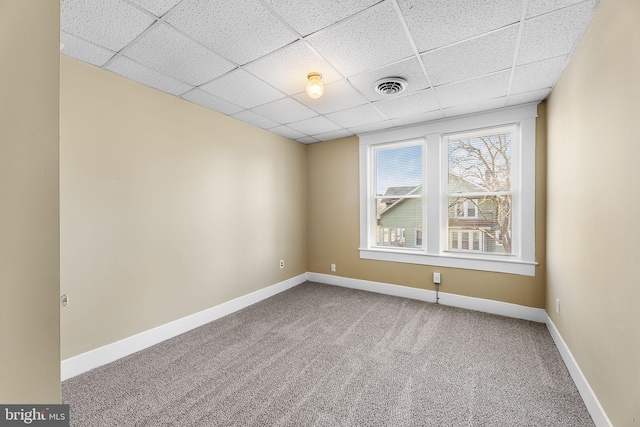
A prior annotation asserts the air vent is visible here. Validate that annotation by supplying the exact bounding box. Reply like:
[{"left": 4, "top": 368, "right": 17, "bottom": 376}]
[{"left": 374, "top": 77, "right": 407, "bottom": 96}]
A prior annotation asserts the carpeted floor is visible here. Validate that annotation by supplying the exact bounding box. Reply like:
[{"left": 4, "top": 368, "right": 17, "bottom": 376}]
[{"left": 62, "top": 282, "right": 594, "bottom": 426}]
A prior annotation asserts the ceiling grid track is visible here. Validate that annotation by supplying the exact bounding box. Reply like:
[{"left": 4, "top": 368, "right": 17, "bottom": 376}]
[
  {"left": 60, "top": 0, "right": 600, "bottom": 143},
  {"left": 505, "top": 0, "right": 531, "bottom": 106},
  {"left": 389, "top": 0, "right": 442, "bottom": 115}
]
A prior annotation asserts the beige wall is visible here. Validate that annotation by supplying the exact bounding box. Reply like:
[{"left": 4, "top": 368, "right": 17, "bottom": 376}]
[
  {"left": 60, "top": 57, "right": 307, "bottom": 359},
  {"left": 0, "top": 1, "right": 60, "bottom": 402},
  {"left": 307, "top": 104, "right": 547, "bottom": 308},
  {"left": 546, "top": 0, "right": 640, "bottom": 424}
]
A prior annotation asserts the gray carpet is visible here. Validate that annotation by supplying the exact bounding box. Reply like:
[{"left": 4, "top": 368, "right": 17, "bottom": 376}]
[{"left": 62, "top": 282, "right": 594, "bottom": 426}]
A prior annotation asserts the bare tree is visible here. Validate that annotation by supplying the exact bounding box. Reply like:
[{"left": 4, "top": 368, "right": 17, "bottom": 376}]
[{"left": 448, "top": 132, "right": 512, "bottom": 254}]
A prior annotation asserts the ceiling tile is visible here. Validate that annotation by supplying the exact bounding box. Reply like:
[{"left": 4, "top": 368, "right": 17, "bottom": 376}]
[
  {"left": 232, "top": 110, "right": 280, "bottom": 129},
  {"left": 106, "top": 56, "right": 193, "bottom": 95},
  {"left": 517, "top": 0, "right": 597, "bottom": 65},
  {"left": 373, "top": 89, "right": 439, "bottom": 120},
  {"left": 200, "top": 69, "right": 285, "bottom": 109},
  {"left": 61, "top": 0, "right": 155, "bottom": 51},
  {"left": 443, "top": 97, "right": 507, "bottom": 117},
  {"left": 61, "top": 31, "right": 115, "bottom": 67},
  {"left": 348, "top": 57, "right": 430, "bottom": 102},
  {"left": 251, "top": 98, "right": 318, "bottom": 124},
  {"left": 507, "top": 89, "right": 550, "bottom": 106},
  {"left": 390, "top": 110, "right": 444, "bottom": 127},
  {"left": 422, "top": 25, "right": 518, "bottom": 86},
  {"left": 61, "top": 0, "right": 597, "bottom": 142},
  {"left": 263, "top": 0, "right": 382, "bottom": 36},
  {"left": 307, "top": 1, "right": 414, "bottom": 77},
  {"left": 166, "top": 0, "right": 298, "bottom": 65},
  {"left": 269, "top": 125, "right": 308, "bottom": 140},
  {"left": 128, "top": 0, "right": 181, "bottom": 17},
  {"left": 436, "top": 70, "right": 511, "bottom": 109},
  {"left": 293, "top": 80, "right": 368, "bottom": 114},
  {"left": 526, "top": 0, "right": 587, "bottom": 19},
  {"left": 297, "top": 136, "right": 321, "bottom": 144},
  {"left": 511, "top": 55, "right": 568, "bottom": 94},
  {"left": 181, "top": 89, "right": 244, "bottom": 116},
  {"left": 123, "top": 24, "right": 235, "bottom": 86},
  {"left": 315, "top": 129, "right": 354, "bottom": 142},
  {"left": 287, "top": 116, "right": 342, "bottom": 135},
  {"left": 398, "top": 0, "right": 522, "bottom": 52},
  {"left": 348, "top": 120, "right": 395, "bottom": 135},
  {"left": 244, "top": 41, "right": 343, "bottom": 95},
  {"left": 325, "top": 104, "right": 387, "bottom": 128}
]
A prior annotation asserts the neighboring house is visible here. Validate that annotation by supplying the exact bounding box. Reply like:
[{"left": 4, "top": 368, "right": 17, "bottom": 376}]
[
  {"left": 377, "top": 185, "right": 422, "bottom": 248},
  {"left": 377, "top": 175, "right": 509, "bottom": 254},
  {"left": 447, "top": 172, "right": 509, "bottom": 255}
]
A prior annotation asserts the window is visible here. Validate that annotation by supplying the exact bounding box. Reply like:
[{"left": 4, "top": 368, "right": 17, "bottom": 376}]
[
  {"left": 374, "top": 142, "right": 423, "bottom": 249},
  {"left": 446, "top": 126, "right": 513, "bottom": 255},
  {"left": 359, "top": 105, "right": 537, "bottom": 276},
  {"left": 452, "top": 199, "right": 479, "bottom": 219}
]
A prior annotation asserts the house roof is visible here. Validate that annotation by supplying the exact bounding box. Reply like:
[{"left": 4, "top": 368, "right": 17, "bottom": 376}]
[
  {"left": 383, "top": 186, "right": 420, "bottom": 197},
  {"left": 378, "top": 185, "right": 421, "bottom": 217},
  {"left": 378, "top": 172, "right": 491, "bottom": 218}
]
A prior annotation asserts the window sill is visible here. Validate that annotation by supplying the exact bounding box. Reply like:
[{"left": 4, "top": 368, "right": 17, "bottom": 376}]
[{"left": 359, "top": 248, "right": 537, "bottom": 276}]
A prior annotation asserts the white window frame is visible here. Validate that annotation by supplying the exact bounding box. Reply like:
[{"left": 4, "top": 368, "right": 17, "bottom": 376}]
[
  {"left": 444, "top": 123, "right": 517, "bottom": 256},
  {"left": 359, "top": 104, "right": 538, "bottom": 276}
]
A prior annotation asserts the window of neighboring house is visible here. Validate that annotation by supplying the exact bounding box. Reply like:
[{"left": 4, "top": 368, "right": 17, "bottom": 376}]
[
  {"left": 453, "top": 199, "right": 478, "bottom": 218},
  {"left": 449, "top": 229, "right": 484, "bottom": 252},
  {"left": 359, "top": 105, "right": 537, "bottom": 276}
]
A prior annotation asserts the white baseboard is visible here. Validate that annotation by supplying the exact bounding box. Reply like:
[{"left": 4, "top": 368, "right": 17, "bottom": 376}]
[
  {"left": 61, "top": 273, "right": 307, "bottom": 381},
  {"left": 546, "top": 317, "right": 612, "bottom": 427},
  {"left": 307, "top": 272, "right": 547, "bottom": 323},
  {"left": 62, "top": 272, "right": 611, "bottom": 426}
]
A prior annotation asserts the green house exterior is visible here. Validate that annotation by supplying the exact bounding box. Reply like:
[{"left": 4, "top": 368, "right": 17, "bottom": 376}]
[
  {"left": 377, "top": 178, "right": 509, "bottom": 254},
  {"left": 377, "top": 196, "right": 422, "bottom": 248}
]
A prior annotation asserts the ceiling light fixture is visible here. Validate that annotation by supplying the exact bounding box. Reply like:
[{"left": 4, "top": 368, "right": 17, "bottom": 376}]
[{"left": 306, "top": 72, "right": 324, "bottom": 99}]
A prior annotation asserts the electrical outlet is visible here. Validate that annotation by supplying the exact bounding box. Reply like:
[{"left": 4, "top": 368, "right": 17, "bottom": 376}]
[
  {"left": 433, "top": 272, "right": 441, "bottom": 284},
  {"left": 61, "top": 294, "right": 69, "bottom": 307},
  {"left": 555, "top": 298, "right": 560, "bottom": 314},
  {"left": 331, "top": 264, "right": 336, "bottom": 272},
  {"left": 279, "top": 260, "right": 284, "bottom": 269}
]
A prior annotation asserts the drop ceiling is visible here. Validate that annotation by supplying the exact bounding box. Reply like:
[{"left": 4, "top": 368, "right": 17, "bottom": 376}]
[{"left": 60, "top": 0, "right": 599, "bottom": 144}]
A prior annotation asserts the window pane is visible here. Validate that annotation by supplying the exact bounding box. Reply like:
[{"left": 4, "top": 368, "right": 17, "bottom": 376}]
[
  {"left": 448, "top": 131, "right": 511, "bottom": 193},
  {"left": 375, "top": 143, "right": 423, "bottom": 249},
  {"left": 376, "top": 145, "right": 422, "bottom": 196},
  {"left": 447, "top": 128, "right": 513, "bottom": 255},
  {"left": 376, "top": 197, "right": 422, "bottom": 248},
  {"left": 447, "top": 195, "right": 512, "bottom": 254}
]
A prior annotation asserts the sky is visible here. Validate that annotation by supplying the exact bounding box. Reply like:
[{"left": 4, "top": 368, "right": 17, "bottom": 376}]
[
  {"left": 375, "top": 144, "right": 422, "bottom": 195},
  {"left": 375, "top": 133, "right": 511, "bottom": 196}
]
